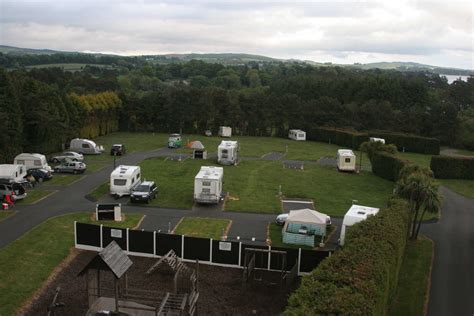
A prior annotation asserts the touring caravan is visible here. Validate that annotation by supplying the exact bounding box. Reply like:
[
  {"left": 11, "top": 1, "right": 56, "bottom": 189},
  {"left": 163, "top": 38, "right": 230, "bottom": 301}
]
[
  {"left": 340, "top": 205, "right": 380, "bottom": 246},
  {"left": 110, "top": 165, "right": 141, "bottom": 198},
  {"left": 370, "top": 137, "right": 386, "bottom": 144},
  {"left": 194, "top": 166, "right": 223, "bottom": 204},
  {"left": 14, "top": 153, "right": 52, "bottom": 171},
  {"left": 336, "top": 149, "right": 356, "bottom": 172},
  {"left": 70, "top": 138, "right": 103, "bottom": 155},
  {"left": 217, "top": 140, "right": 239, "bottom": 165},
  {"left": 0, "top": 164, "right": 27, "bottom": 183},
  {"left": 168, "top": 134, "right": 182, "bottom": 149},
  {"left": 218, "top": 126, "right": 232, "bottom": 138},
  {"left": 288, "top": 129, "right": 306, "bottom": 141}
]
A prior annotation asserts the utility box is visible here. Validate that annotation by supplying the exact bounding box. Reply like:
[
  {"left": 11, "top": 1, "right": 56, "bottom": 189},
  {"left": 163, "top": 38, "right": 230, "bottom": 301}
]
[{"left": 96, "top": 203, "right": 122, "bottom": 221}]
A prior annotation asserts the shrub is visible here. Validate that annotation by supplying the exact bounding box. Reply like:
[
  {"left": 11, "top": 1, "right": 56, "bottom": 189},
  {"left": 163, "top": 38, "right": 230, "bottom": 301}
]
[
  {"left": 285, "top": 199, "right": 410, "bottom": 316},
  {"left": 370, "top": 151, "right": 412, "bottom": 181},
  {"left": 307, "top": 127, "right": 368, "bottom": 149},
  {"left": 369, "top": 131, "right": 440, "bottom": 155},
  {"left": 430, "top": 156, "right": 474, "bottom": 179}
]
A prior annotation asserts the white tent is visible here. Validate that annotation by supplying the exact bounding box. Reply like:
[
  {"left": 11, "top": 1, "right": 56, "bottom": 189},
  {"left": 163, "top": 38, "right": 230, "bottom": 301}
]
[
  {"left": 285, "top": 208, "right": 328, "bottom": 225},
  {"left": 282, "top": 208, "right": 329, "bottom": 246},
  {"left": 189, "top": 140, "right": 205, "bottom": 150}
]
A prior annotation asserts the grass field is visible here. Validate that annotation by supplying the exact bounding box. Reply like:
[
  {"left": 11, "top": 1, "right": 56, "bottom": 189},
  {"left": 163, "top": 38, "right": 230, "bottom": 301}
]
[
  {"left": 25, "top": 63, "right": 122, "bottom": 71},
  {"left": 0, "top": 210, "right": 15, "bottom": 222},
  {"left": 17, "top": 189, "right": 54, "bottom": 205},
  {"left": 174, "top": 217, "right": 230, "bottom": 240},
  {"left": 390, "top": 236, "right": 433, "bottom": 316},
  {"left": 45, "top": 174, "right": 84, "bottom": 186},
  {"left": 88, "top": 182, "right": 110, "bottom": 201},
  {"left": 398, "top": 152, "right": 432, "bottom": 169},
  {"left": 93, "top": 132, "right": 170, "bottom": 153},
  {"left": 139, "top": 158, "right": 393, "bottom": 216},
  {"left": 438, "top": 179, "right": 474, "bottom": 198},
  {"left": 0, "top": 212, "right": 143, "bottom": 316}
]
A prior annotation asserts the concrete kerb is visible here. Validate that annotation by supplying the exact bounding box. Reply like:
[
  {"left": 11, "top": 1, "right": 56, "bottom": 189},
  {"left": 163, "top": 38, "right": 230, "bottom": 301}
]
[
  {"left": 27, "top": 190, "right": 59, "bottom": 205},
  {"left": 170, "top": 216, "right": 185, "bottom": 234},
  {"left": 423, "top": 236, "right": 435, "bottom": 316}
]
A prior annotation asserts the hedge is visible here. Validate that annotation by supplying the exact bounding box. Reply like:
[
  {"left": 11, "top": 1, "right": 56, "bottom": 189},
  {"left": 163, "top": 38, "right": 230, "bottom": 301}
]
[
  {"left": 284, "top": 199, "right": 410, "bottom": 316},
  {"left": 430, "top": 156, "right": 474, "bottom": 179},
  {"left": 369, "top": 131, "right": 440, "bottom": 155},
  {"left": 307, "top": 127, "right": 368, "bottom": 149},
  {"left": 371, "top": 151, "right": 412, "bottom": 181}
]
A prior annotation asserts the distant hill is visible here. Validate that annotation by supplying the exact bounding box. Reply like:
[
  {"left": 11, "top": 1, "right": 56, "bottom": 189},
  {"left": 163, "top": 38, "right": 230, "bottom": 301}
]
[{"left": 1, "top": 45, "right": 472, "bottom": 75}]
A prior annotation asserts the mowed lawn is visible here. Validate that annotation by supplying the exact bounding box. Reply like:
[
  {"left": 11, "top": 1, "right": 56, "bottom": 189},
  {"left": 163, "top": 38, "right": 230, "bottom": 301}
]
[
  {"left": 140, "top": 158, "right": 393, "bottom": 216},
  {"left": 0, "top": 212, "right": 143, "bottom": 316},
  {"left": 174, "top": 217, "right": 230, "bottom": 240}
]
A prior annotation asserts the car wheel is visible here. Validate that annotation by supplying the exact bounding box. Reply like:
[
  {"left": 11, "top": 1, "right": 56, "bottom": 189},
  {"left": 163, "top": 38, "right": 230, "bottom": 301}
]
[{"left": 73, "top": 170, "right": 78, "bottom": 174}]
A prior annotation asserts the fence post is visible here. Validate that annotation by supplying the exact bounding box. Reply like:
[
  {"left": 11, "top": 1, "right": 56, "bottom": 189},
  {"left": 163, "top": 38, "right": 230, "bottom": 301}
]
[
  {"left": 297, "top": 248, "right": 302, "bottom": 275},
  {"left": 268, "top": 246, "right": 271, "bottom": 270},
  {"left": 100, "top": 225, "right": 103, "bottom": 249},
  {"left": 74, "top": 221, "right": 77, "bottom": 247},
  {"left": 181, "top": 235, "right": 185, "bottom": 259},
  {"left": 210, "top": 239, "right": 213, "bottom": 263},
  {"left": 153, "top": 231, "right": 157, "bottom": 257},
  {"left": 126, "top": 228, "right": 129, "bottom": 253},
  {"left": 238, "top": 242, "right": 242, "bottom": 266}
]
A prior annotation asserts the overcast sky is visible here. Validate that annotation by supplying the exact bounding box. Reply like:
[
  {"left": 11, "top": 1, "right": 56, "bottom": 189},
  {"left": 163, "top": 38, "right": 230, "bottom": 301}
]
[{"left": 0, "top": 0, "right": 472, "bottom": 69}]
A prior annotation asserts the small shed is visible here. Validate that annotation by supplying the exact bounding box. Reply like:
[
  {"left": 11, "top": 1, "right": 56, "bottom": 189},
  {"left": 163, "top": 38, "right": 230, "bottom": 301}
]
[
  {"left": 282, "top": 209, "right": 328, "bottom": 247},
  {"left": 96, "top": 203, "right": 122, "bottom": 221},
  {"left": 189, "top": 141, "right": 207, "bottom": 159}
]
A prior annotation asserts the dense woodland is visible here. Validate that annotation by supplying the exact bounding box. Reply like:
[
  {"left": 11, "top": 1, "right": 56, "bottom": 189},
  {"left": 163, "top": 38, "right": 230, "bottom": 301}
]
[{"left": 0, "top": 54, "right": 473, "bottom": 163}]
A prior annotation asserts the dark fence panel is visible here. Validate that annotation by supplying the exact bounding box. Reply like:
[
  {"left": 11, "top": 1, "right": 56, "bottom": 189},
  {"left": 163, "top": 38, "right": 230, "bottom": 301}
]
[
  {"left": 299, "top": 249, "right": 330, "bottom": 273},
  {"left": 211, "top": 240, "right": 240, "bottom": 265},
  {"left": 183, "top": 236, "right": 211, "bottom": 261},
  {"left": 240, "top": 244, "right": 269, "bottom": 268},
  {"left": 102, "top": 226, "right": 127, "bottom": 250},
  {"left": 129, "top": 230, "right": 154, "bottom": 254},
  {"left": 76, "top": 222, "right": 101, "bottom": 247},
  {"left": 156, "top": 233, "right": 182, "bottom": 257},
  {"left": 269, "top": 246, "right": 299, "bottom": 271}
]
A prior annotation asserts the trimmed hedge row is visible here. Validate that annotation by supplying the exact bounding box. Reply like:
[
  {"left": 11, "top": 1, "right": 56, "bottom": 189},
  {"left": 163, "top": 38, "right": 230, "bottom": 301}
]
[
  {"left": 371, "top": 151, "right": 412, "bottom": 181},
  {"left": 284, "top": 199, "right": 410, "bottom": 316},
  {"left": 430, "top": 156, "right": 474, "bottom": 179},
  {"left": 369, "top": 131, "right": 440, "bottom": 155},
  {"left": 307, "top": 127, "right": 368, "bottom": 149}
]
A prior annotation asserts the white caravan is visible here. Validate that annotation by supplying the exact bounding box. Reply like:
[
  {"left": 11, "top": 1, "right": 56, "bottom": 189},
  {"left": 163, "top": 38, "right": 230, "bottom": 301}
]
[
  {"left": 370, "top": 137, "right": 386, "bottom": 144},
  {"left": 110, "top": 165, "right": 141, "bottom": 198},
  {"left": 340, "top": 205, "right": 380, "bottom": 246},
  {"left": 70, "top": 138, "right": 103, "bottom": 155},
  {"left": 336, "top": 149, "right": 356, "bottom": 172},
  {"left": 14, "top": 153, "right": 52, "bottom": 171},
  {"left": 194, "top": 166, "right": 223, "bottom": 204},
  {"left": 218, "top": 126, "right": 232, "bottom": 138},
  {"left": 217, "top": 140, "right": 239, "bottom": 165},
  {"left": 0, "top": 164, "right": 27, "bottom": 183},
  {"left": 288, "top": 129, "right": 306, "bottom": 141}
]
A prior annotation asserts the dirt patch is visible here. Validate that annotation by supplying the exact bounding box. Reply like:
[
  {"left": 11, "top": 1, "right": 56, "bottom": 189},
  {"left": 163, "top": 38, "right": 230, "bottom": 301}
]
[{"left": 24, "top": 250, "right": 298, "bottom": 315}]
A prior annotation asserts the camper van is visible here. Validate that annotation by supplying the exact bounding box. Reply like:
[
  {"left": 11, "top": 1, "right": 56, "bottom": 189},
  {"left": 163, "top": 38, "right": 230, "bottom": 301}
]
[
  {"left": 288, "top": 129, "right": 306, "bottom": 141},
  {"left": 218, "top": 126, "right": 232, "bottom": 138},
  {"left": 336, "top": 149, "right": 356, "bottom": 172},
  {"left": 70, "top": 138, "right": 103, "bottom": 155},
  {"left": 194, "top": 166, "right": 223, "bottom": 204},
  {"left": 110, "top": 165, "right": 141, "bottom": 198},
  {"left": 0, "top": 164, "right": 27, "bottom": 183},
  {"left": 217, "top": 141, "right": 239, "bottom": 165},
  {"left": 340, "top": 205, "right": 379, "bottom": 246},
  {"left": 370, "top": 137, "right": 386, "bottom": 144},
  {"left": 14, "top": 153, "right": 52, "bottom": 171},
  {"left": 168, "top": 134, "right": 182, "bottom": 149}
]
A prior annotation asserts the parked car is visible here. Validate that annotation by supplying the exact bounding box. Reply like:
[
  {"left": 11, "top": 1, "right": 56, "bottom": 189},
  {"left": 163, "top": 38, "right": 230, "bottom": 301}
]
[
  {"left": 50, "top": 152, "right": 84, "bottom": 163},
  {"left": 54, "top": 161, "right": 87, "bottom": 174},
  {"left": 110, "top": 144, "right": 126, "bottom": 156},
  {"left": 275, "top": 213, "right": 332, "bottom": 226},
  {"left": 26, "top": 168, "right": 53, "bottom": 182},
  {"left": 0, "top": 182, "right": 27, "bottom": 201},
  {"left": 130, "top": 181, "right": 157, "bottom": 203}
]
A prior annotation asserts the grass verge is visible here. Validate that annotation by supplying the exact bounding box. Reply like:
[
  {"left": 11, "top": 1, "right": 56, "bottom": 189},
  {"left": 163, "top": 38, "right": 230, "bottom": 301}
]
[
  {"left": 174, "top": 217, "right": 231, "bottom": 240},
  {"left": 390, "top": 235, "right": 433, "bottom": 316},
  {"left": 0, "top": 210, "right": 15, "bottom": 222},
  {"left": 439, "top": 179, "right": 474, "bottom": 198},
  {"left": 45, "top": 174, "right": 84, "bottom": 186},
  {"left": 17, "top": 190, "right": 54, "bottom": 205},
  {"left": 0, "top": 212, "right": 143, "bottom": 316},
  {"left": 88, "top": 182, "right": 110, "bottom": 201}
]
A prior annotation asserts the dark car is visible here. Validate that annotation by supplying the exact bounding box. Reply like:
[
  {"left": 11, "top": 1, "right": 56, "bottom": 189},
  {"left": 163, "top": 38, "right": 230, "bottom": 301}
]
[
  {"left": 110, "top": 144, "right": 126, "bottom": 156},
  {"left": 26, "top": 168, "right": 53, "bottom": 182},
  {"left": 130, "top": 181, "right": 157, "bottom": 203}
]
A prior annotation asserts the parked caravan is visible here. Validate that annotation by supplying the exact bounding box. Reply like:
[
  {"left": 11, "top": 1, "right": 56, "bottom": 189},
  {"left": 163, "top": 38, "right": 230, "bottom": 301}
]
[
  {"left": 194, "top": 166, "right": 223, "bottom": 204},
  {"left": 336, "top": 149, "right": 356, "bottom": 172},
  {"left": 217, "top": 140, "right": 239, "bottom": 165},
  {"left": 168, "top": 134, "right": 182, "bottom": 149},
  {"left": 0, "top": 164, "right": 27, "bottom": 183},
  {"left": 288, "top": 129, "right": 306, "bottom": 141},
  {"left": 70, "top": 138, "right": 103, "bottom": 155},
  {"left": 218, "top": 126, "right": 232, "bottom": 138},
  {"left": 340, "top": 205, "right": 379, "bottom": 246},
  {"left": 370, "top": 137, "right": 386, "bottom": 144},
  {"left": 110, "top": 165, "right": 141, "bottom": 198},
  {"left": 14, "top": 153, "right": 52, "bottom": 171}
]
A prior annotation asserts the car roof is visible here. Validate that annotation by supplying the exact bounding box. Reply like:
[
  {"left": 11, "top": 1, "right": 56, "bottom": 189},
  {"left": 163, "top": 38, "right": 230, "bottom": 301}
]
[{"left": 140, "top": 181, "right": 155, "bottom": 186}]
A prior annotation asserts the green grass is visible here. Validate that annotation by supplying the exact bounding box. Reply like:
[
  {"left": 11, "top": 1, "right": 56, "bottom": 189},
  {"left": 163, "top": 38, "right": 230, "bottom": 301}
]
[
  {"left": 390, "top": 236, "right": 433, "bottom": 316},
  {"left": 268, "top": 223, "right": 313, "bottom": 249},
  {"left": 439, "top": 179, "right": 474, "bottom": 198},
  {"left": 88, "top": 182, "right": 110, "bottom": 201},
  {"left": 45, "top": 174, "right": 84, "bottom": 186},
  {"left": 174, "top": 217, "right": 230, "bottom": 240},
  {"left": 25, "top": 63, "right": 121, "bottom": 71},
  {"left": 398, "top": 152, "right": 432, "bottom": 169},
  {"left": 0, "top": 210, "right": 15, "bottom": 222},
  {"left": 0, "top": 212, "right": 143, "bottom": 316},
  {"left": 16, "top": 190, "right": 54, "bottom": 205},
  {"left": 93, "top": 132, "right": 170, "bottom": 153}
]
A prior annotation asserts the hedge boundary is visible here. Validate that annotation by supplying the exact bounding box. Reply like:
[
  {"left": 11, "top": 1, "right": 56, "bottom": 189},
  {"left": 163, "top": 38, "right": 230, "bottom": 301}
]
[
  {"left": 430, "top": 155, "right": 474, "bottom": 179},
  {"left": 371, "top": 151, "right": 412, "bottom": 181},
  {"left": 307, "top": 127, "right": 368, "bottom": 150},
  {"left": 369, "top": 131, "right": 440, "bottom": 155},
  {"left": 284, "top": 199, "right": 410, "bottom": 315}
]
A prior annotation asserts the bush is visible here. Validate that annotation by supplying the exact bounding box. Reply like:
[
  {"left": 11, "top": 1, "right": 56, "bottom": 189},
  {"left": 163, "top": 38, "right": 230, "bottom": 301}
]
[
  {"left": 285, "top": 199, "right": 410, "bottom": 316},
  {"left": 307, "top": 127, "right": 368, "bottom": 149},
  {"left": 369, "top": 131, "right": 440, "bottom": 155},
  {"left": 430, "top": 156, "right": 474, "bottom": 179},
  {"left": 371, "top": 151, "right": 412, "bottom": 181}
]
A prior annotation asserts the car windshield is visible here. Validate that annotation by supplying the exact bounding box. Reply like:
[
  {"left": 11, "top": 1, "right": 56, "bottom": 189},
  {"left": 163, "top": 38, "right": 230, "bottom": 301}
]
[{"left": 134, "top": 184, "right": 149, "bottom": 191}]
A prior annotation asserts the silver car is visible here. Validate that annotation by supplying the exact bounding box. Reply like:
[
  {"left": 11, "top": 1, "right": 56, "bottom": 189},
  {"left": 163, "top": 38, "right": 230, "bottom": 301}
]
[
  {"left": 53, "top": 161, "right": 87, "bottom": 174},
  {"left": 51, "top": 151, "right": 84, "bottom": 163},
  {"left": 0, "top": 183, "right": 27, "bottom": 201}
]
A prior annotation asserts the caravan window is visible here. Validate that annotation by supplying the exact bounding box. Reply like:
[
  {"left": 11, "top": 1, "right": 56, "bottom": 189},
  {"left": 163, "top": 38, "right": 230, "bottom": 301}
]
[
  {"left": 82, "top": 143, "right": 90, "bottom": 148},
  {"left": 345, "top": 158, "right": 351, "bottom": 163},
  {"left": 113, "top": 179, "right": 127, "bottom": 186},
  {"left": 136, "top": 173, "right": 140, "bottom": 180},
  {"left": 34, "top": 160, "right": 41, "bottom": 166},
  {"left": 202, "top": 181, "right": 211, "bottom": 186},
  {"left": 17, "top": 160, "right": 25, "bottom": 165},
  {"left": 298, "top": 133, "right": 304, "bottom": 137},
  {"left": 202, "top": 188, "right": 210, "bottom": 193}
]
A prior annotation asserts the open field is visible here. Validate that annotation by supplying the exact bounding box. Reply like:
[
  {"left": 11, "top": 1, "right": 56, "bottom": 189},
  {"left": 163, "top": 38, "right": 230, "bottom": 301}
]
[
  {"left": 93, "top": 132, "right": 169, "bottom": 153},
  {"left": 88, "top": 182, "right": 110, "bottom": 201},
  {"left": 390, "top": 236, "right": 433, "bottom": 316},
  {"left": 174, "top": 217, "right": 230, "bottom": 240},
  {"left": 25, "top": 63, "right": 122, "bottom": 71},
  {"left": 0, "top": 212, "right": 143, "bottom": 316},
  {"left": 438, "top": 179, "right": 474, "bottom": 198}
]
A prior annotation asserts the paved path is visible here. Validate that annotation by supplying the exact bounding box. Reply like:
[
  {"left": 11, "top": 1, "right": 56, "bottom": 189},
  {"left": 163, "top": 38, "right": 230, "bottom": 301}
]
[{"left": 422, "top": 186, "right": 474, "bottom": 316}]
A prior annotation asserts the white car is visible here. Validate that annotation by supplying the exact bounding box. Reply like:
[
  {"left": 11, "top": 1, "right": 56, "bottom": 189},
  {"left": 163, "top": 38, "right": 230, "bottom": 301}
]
[
  {"left": 51, "top": 151, "right": 84, "bottom": 163},
  {"left": 275, "top": 213, "right": 332, "bottom": 226}
]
